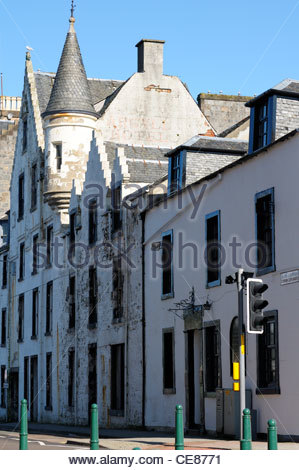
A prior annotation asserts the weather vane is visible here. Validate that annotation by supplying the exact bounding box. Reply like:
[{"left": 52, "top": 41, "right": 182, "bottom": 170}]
[{"left": 71, "top": 0, "right": 76, "bottom": 17}]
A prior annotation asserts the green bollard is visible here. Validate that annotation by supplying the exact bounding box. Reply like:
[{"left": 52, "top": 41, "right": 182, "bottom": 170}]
[
  {"left": 175, "top": 404, "right": 184, "bottom": 450},
  {"left": 133, "top": 447, "right": 141, "bottom": 450},
  {"left": 19, "top": 399, "right": 28, "bottom": 450},
  {"left": 90, "top": 404, "right": 99, "bottom": 450},
  {"left": 240, "top": 408, "right": 252, "bottom": 450},
  {"left": 267, "top": 419, "right": 278, "bottom": 450}
]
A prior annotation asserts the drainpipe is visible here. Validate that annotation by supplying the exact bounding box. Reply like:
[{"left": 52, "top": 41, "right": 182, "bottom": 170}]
[{"left": 141, "top": 211, "right": 146, "bottom": 428}]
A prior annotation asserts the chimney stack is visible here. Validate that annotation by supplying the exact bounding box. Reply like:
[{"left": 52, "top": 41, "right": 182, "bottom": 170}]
[{"left": 135, "top": 39, "right": 165, "bottom": 76}]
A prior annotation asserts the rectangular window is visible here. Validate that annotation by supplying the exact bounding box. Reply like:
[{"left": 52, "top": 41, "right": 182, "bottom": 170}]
[
  {"left": 46, "top": 226, "right": 53, "bottom": 267},
  {"left": 111, "top": 185, "right": 122, "bottom": 232},
  {"left": 22, "top": 118, "right": 27, "bottom": 153},
  {"left": 88, "top": 200, "right": 97, "bottom": 245},
  {"left": 69, "top": 212, "right": 76, "bottom": 245},
  {"left": 69, "top": 275, "right": 76, "bottom": 329},
  {"left": 257, "top": 311, "right": 280, "bottom": 394},
  {"left": 68, "top": 348, "right": 75, "bottom": 407},
  {"left": 169, "top": 151, "right": 184, "bottom": 193},
  {"left": 206, "top": 210, "right": 221, "bottom": 287},
  {"left": 205, "top": 322, "right": 221, "bottom": 393},
  {"left": 32, "top": 234, "right": 38, "bottom": 275},
  {"left": 18, "top": 294, "right": 24, "bottom": 342},
  {"left": 161, "top": 230, "right": 173, "bottom": 298},
  {"left": 110, "top": 343, "right": 124, "bottom": 415},
  {"left": 46, "top": 352, "right": 52, "bottom": 409},
  {"left": 2, "top": 255, "right": 7, "bottom": 288},
  {"left": 31, "top": 164, "right": 38, "bottom": 210},
  {"left": 112, "top": 257, "right": 123, "bottom": 320},
  {"left": 255, "top": 188, "right": 275, "bottom": 274},
  {"left": 32, "top": 288, "right": 38, "bottom": 338},
  {"left": 1, "top": 308, "right": 6, "bottom": 346},
  {"left": 253, "top": 101, "right": 269, "bottom": 151},
  {"left": 19, "top": 242, "right": 25, "bottom": 281},
  {"left": 0, "top": 365, "right": 6, "bottom": 408},
  {"left": 18, "top": 173, "right": 24, "bottom": 220},
  {"left": 89, "top": 267, "right": 97, "bottom": 326},
  {"left": 163, "top": 329, "right": 175, "bottom": 393},
  {"left": 55, "top": 143, "right": 62, "bottom": 171},
  {"left": 24, "top": 357, "right": 29, "bottom": 403},
  {"left": 46, "top": 281, "right": 53, "bottom": 335}
]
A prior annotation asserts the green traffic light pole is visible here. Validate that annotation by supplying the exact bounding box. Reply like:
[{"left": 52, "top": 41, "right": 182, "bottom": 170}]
[
  {"left": 240, "top": 409, "right": 252, "bottom": 450},
  {"left": 19, "top": 399, "right": 28, "bottom": 450}
]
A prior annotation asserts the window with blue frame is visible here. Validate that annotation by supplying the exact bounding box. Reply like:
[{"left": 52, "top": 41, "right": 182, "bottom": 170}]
[
  {"left": 161, "top": 230, "right": 173, "bottom": 298},
  {"left": 168, "top": 152, "right": 184, "bottom": 193},
  {"left": 250, "top": 96, "right": 276, "bottom": 153},
  {"left": 255, "top": 188, "right": 275, "bottom": 274},
  {"left": 205, "top": 210, "right": 221, "bottom": 287}
]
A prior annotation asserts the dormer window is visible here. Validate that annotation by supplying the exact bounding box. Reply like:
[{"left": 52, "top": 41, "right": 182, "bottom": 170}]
[
  {"left": 249, "top": 96, "right": 275, "bottom": 153},
  {"left": 254, "top": 100, "right": 268, "bottom": 150},
  {"left": 168, "top": 151, "right": 185, "bottom": 194}
]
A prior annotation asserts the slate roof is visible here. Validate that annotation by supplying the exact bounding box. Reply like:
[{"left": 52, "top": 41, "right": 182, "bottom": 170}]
[
  {"left": 104, "top": 142, "right": 170, "bottom": 183},
  {"left": 166, "top": 135, "right": 248, "bottom": 157},
  {"left": 34, "top": 72, "right": 124, "bottom": 116},
  {"left": 246, "top": 79, "right": 299, "bottom": 107},
  {"left": 42, "top": 19, "right": 98, "bottom": 118}
]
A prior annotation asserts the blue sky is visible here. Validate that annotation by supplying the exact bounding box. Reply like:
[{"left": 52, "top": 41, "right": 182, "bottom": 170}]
[{"left": 0, "top": 0, "right": 298, "bottom": 100}]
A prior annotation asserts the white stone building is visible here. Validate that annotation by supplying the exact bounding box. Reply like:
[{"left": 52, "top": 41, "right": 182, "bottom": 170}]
[
  {"left": 0, "top": 9, "right": 273, "bottom": 431},
  {"left": 142, "top": 79, "right": 299, "bottom": 438}
]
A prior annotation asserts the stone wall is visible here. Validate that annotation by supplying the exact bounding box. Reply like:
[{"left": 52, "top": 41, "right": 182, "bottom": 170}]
[
  {"left": 197, "top": 94, "right": 252, "bottom": 135},
  {"left": 0, "top": 117, "right": 19, "bottom": 219},
  {"left": 275, "top": 97, "right": 299, "bottom": 140}
]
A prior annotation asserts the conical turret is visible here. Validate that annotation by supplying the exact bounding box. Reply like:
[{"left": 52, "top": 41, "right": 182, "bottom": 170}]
[{"left": 42, "top": 16, "right": 98, "bottom": 119}]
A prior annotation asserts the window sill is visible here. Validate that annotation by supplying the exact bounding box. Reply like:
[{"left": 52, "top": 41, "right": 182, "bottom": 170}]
[
  {"left": 112, "top": 317, "right": 123, "bottom": 325},
  {"left": 0, "top": 344, "right": 6, "bottom": 348},
  {"left": 30, "top": 206, "right": 37, "bottom": 213},
  {"left": 44, "top": 332, "right": 52, "bottom": 337},
  {"left": 1, "top": 285, "right": 7, "bottom": 290},
  {"left": 17, "top": 217, "right": 24, "bottom": 223},
  {"left": 45, "top": 263, "right": 52, "bottom": 270},
  {"left": 18, "top": 277, "right": 24, "bottom": 283},
  {"left": 88, "top": 322, "right": 97, "bottom": 330},
  {"left": 67, "top": 327, "right": 75, "bottom": 334},
  {"left": 44, "top": 406, "right": 53, "bottom": 411},
  {"left": 31, "top": 271, "right": 38, "bottom": 276},
  {"left": 256, "top": 386, "right": 280, "bottom": 395},
  {"left": 163, "top": 388, "right": 176, "bottom": 395},
  {"left": 206, "top": 279, "right": 221, "bottom": 289},
  {"left": 256, "top": 265, "right": 276, "bottom": 276},
  {"left": 0, "top": 405, "right": 6, "bottom": 409},
  {"left": 109, "top": 409, "right": 124, "bottom": 417},
  {"left": 161, "top": 292, "right": 174, "bottom": 300},
  {"left": 31, "top": 335, "right": 38, "bottom": 340},
  {"left": 17, "top": 339, "right": 24, "bottom": 344},
  {"left": 204, "top": 392, "right": 216, "bottom": 399}
]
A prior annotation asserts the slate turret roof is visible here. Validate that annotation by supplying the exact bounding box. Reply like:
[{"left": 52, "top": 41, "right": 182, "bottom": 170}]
[{"left": 42, "top": 17, "right": 98, "bottom": 118}]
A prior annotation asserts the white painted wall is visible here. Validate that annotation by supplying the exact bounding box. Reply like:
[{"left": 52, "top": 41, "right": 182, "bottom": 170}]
[{"left": 144, "top": 132, "right": 299, "bottom": 435}]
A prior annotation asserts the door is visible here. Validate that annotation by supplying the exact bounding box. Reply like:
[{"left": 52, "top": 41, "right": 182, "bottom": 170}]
[
  {"left": 30, "top": 356, "right": 38, "bottom": 422},
  {"left": 9, "top": 369, "right": 19, "bottom": 422}
]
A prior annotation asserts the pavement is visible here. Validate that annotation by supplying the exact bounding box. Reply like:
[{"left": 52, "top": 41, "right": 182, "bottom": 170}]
[{"left": 0, "top": 422, "right": 299, "bottom": 450}]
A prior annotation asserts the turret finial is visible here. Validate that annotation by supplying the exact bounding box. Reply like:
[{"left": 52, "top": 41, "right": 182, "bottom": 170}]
[{"left": 71, "top": 0, "right": 76, "bottom": 18}]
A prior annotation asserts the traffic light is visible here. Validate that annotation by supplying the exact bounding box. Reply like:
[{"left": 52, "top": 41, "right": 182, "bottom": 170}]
[{"left": 246, "top": 278, "right": 269, "bottom": 334}]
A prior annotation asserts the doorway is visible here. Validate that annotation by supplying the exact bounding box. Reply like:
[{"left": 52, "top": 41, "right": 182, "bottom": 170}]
[
  {"left": 9, "top": 369, "right": 19, "bottom": 422},
  {"left": 186, "top": 329, "right": 203, "bottom": 430},
  {"left": 30, "top": 356, "right": 38, "bottom": 422}
]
